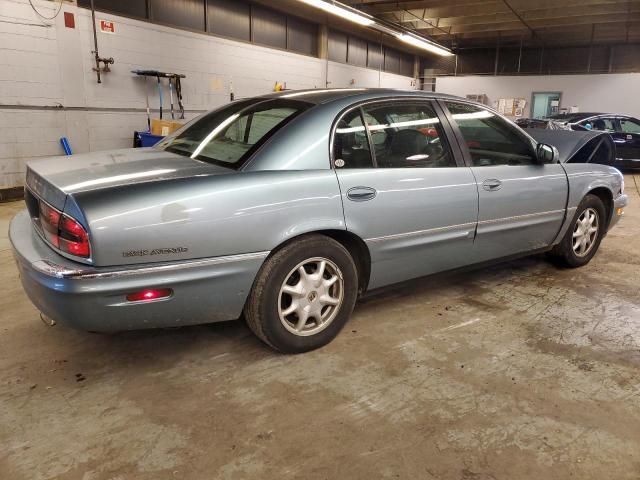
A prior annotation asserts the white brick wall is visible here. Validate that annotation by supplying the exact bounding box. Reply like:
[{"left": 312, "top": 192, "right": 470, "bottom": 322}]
[
  {"left": 0, "top": 0, "right": 416, "bottom": 189},
  {"left": 436, "top": 74, "right": 640, "bottom": 119}
]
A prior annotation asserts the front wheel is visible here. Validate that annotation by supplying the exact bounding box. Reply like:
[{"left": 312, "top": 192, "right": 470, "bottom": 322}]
[
  {"left": 550, "top": 194, "right": 606, "bottom": 268},
  {"left": 245, "top": 235, "right": 358, "bottom": 353}
]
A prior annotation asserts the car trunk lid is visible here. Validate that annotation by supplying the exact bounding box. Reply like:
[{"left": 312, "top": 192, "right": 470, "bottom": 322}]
[
  {"left": 25, "top": 147, "right": 234, "bottom": 211},
  {"left": 24, "top": 147, "right": 235, "bottom": 264}
]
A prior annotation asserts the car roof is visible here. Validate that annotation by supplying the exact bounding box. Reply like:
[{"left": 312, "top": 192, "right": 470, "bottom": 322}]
[
  {"left": 547, "top": 112, "right": 603, "bottom": 122},
  {"left": 548, "top": 112, "right": 638, "bottom": 122},
  {"left": 258, "top": 88, "right": 462, "bottom": 105}
]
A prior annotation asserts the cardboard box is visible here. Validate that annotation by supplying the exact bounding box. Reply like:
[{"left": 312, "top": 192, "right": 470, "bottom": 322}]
[{"left": 151, "top": 119, "right": 183, "bottom": 136}]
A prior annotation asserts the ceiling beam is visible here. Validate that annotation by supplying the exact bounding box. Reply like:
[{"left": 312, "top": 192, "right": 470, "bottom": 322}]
[
  {"left": 416, "top": 14, "right": 640, "bottom": 36},
  {"left": 383, "top": 2, "right": 640, "bottom": 28},
  {"left": 345, "top": 0, "right": 632, "bottom": 14}
]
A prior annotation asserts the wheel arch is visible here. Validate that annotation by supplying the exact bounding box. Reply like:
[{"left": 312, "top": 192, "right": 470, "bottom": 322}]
[
  {"left": 266, "top": 230, "right": 371, "bottom": 294},
  {"left": 586, "top": 186, "right": 613, "bottom": 227}
]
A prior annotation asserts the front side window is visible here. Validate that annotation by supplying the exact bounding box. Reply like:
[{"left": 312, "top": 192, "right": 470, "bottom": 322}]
[
  {"left": 620, "top": 118, "right": 640, "bottom": 134},
  {"left": 361, "top": 102, "right": 455, "bottom": 168},
  {"left": 159, "top": 99, "right": 310, "bottom": 168},
  {"left": 590, "top": 117, "right": 616, "bottom": 132},
  {"left": 445, "top": 102, "right": 536, "bottom": 167}
]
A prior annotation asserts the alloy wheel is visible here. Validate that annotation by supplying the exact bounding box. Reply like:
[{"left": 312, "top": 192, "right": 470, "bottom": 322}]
[
  {"left": 278, "top": 257, "right": 344, "bottom": 336},
  {"left": 572, "top": 207, "right": 599, "bottom": 257}
]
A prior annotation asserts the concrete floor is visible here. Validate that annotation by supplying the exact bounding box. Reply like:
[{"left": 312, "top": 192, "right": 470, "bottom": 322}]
[{"left": 1, "top": 174, "right": 639, "bottom": 480}]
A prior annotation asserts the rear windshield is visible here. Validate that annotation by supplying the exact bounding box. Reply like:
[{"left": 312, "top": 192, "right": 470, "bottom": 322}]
[{"left": 157, "top": 98, "right": 311, "bottom": 169}]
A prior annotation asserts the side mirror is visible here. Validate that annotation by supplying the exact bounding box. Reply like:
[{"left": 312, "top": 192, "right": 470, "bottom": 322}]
[{"left": 536, "top": 143, "right": 559, "bottom": 164}]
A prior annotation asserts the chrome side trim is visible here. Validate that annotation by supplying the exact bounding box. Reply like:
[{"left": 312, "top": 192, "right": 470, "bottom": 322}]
[
  {"left": 477, "top": 209, "right": 565, "bottom": 225},
  {"left": 365, "top": 209, "right": 568, "bottom": 244},
  {"left": 32, "top": 251, "right": 270, "bottom": 280},
  {"left": 365, "top": 222, "right": 477, "bottom": 243}
]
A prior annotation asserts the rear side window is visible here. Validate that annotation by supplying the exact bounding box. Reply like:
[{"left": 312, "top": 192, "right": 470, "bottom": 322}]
[
  {"left": 445, "top": 102, "right": 536, "bottom": 166},
  {"left": 332, "top": 109, "right": 374, "bottom": 168},
  {"left": 161, "top": 99, "right": 311, "bottom": 169},
  {"left": 363, "top": 102, "right": 455, "bottom": 168},
  {"left": 620, "top": 118, "right": 640, "bottom": 134}
]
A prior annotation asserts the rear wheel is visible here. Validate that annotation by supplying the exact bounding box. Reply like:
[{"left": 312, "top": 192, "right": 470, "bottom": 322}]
[
  {"left": 551, "top": 194, "right": 606, "bottom": 268},
  {"left": 245, "top": 235, "right": 358, "bottom": 353}
]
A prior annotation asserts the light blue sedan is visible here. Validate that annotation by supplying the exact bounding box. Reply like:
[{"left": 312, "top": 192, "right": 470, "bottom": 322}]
[{"left": 10, "top": 89, "right": 628, "bottom": 352}]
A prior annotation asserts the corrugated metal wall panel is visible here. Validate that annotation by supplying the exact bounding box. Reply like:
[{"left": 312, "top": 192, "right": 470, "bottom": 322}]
[
  {"left": 543, "top": 47, "right": 589, "bottom": 74},
  {"left": 251, "top": 4, "right": 286, "bottom": 49},
  {"left": 384, "top": 48, "right": 400, "bottom": 74},
  {"left": 458, "top": 49, "right": 494, "bottom": 75},
  {"left": 78, "top": 0, "right": 148, "bottom": 19},
  {"left": 208, "top": 0, "right": 250, "bottom": 41},
  {"left": 612, "top": 45, "right": 640, "bottom": 72},
  {"left": 348, "top": 36, "right": 367, "bottom": 67},
  {"left": 589, "top": 47, "right": 610, "bottom": 73},
  {"left": 426, "top": 44, "right": 640, "bottom": 76},
  {"left": 399, "top": 51, "right": 414, "bottom": 77},
  {"left": 518, "top": 49, "right": 543, "bottom": 74},
  {"left": 150, "top": 0, "right": 205, "bottom": 31},
  {"left": 367, "top": 41, "right": 383, "bottom": 70},
  {"left": 287, "top": 16, "right": 317, "bottom": 56},
  {"left": 328, "top": 30, "right": 348, "bottom": 63}
]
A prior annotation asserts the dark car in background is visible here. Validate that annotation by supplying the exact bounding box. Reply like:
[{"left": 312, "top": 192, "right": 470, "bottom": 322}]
[{"left": 546, "top": 113, "right": 640, "bottom": 169}]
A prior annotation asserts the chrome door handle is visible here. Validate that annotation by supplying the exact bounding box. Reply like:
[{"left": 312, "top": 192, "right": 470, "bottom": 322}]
[
  {"left": 482, "top": 179, "right": 502, "bottom": 191},
  {"left": 347, "top": 186, "right": 377, "bottom": 202}
]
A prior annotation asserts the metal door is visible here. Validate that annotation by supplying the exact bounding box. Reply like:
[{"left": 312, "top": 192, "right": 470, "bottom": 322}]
[{"left": 332, "top": 99, "right": 479, "bottom": 289}]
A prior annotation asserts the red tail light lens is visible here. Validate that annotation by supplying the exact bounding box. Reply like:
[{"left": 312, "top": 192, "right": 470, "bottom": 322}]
[
  {"left": 37, "top": 200, "right": 90, "bottom": 258},
  {"left": 126, "top": 289, "right": 173, "bottom": 302},
  {"left": 59, "top": 216, "right": 90, "bottom": 257},
  {"left": 39, "top": 201, "right": 61, "bottom": 247}
]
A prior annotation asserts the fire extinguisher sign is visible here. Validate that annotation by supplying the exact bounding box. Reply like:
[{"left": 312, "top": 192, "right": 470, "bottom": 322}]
[{"left": 100, "top": 20, "right": 115, "bottom": 34}]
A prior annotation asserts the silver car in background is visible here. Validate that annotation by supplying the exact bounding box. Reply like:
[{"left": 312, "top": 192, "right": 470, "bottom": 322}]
[{"left": 10, "top": 89, "right": 628, "bottom": 352}]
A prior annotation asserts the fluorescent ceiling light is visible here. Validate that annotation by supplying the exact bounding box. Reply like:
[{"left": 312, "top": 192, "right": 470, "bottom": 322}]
[
  {"left": 295, "top": 0, "right": 452, "bottom": 57},
  {"left": 296, "top": 0, "right": 374, "bottom": 26},
  {"left": 396, "top": 33, "right": 453, "bottom": 57}
]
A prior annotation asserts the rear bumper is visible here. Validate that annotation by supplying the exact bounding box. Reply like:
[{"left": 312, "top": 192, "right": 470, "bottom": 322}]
[{"left": 9, "top": 209, "right": 267, "bottom": 332}]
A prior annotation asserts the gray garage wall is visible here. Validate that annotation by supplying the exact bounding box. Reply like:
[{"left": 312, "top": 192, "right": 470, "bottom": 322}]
[
  {"left": 436, "top": 74, "right": 640, "bottom": 119},
  {"left": 0, "top": 0, "right": 415, "bottom": 189}
]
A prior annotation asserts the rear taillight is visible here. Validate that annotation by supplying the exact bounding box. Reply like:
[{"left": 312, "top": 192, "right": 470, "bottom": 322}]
[
  {"left": 37, "top": 200, "right": 90, "bottom": 258},
  {"left": 39, "top": 201, "right": 61, "bottom": 248}
]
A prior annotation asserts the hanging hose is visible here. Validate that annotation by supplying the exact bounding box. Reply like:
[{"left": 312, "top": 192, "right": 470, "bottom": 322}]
[{"left": 157, "top": 75, "right": 163, "bottom": 119}]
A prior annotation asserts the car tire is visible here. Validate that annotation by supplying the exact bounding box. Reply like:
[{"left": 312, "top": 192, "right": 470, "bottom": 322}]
[
  {"left": 550, "top": 194, "right": 607, "bottom": 268},
  {"left": 245, "top": 235, "right": 358, "bottom": 353}
]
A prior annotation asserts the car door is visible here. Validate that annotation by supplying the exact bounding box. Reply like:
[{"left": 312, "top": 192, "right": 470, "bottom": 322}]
[
  {"left": 588, "top": 116, "right": 626, "bottom": 162},
  {"left": 332, "top": 99, "right": 479, "bottom": 289},
  {"left": 616, "top": 117, "right": 640, "bottom": 162},
  {"left": 441, "top": 100, "right": 568, "bottom": 263}
]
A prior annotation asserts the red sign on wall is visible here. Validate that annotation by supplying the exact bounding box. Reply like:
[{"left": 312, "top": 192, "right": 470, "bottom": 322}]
[
  {"left": 63, "top": 12, "right": 75, "bottom": 29},
  {"left": 100, "top": 20, "right": 115, "bottom": 34}
]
